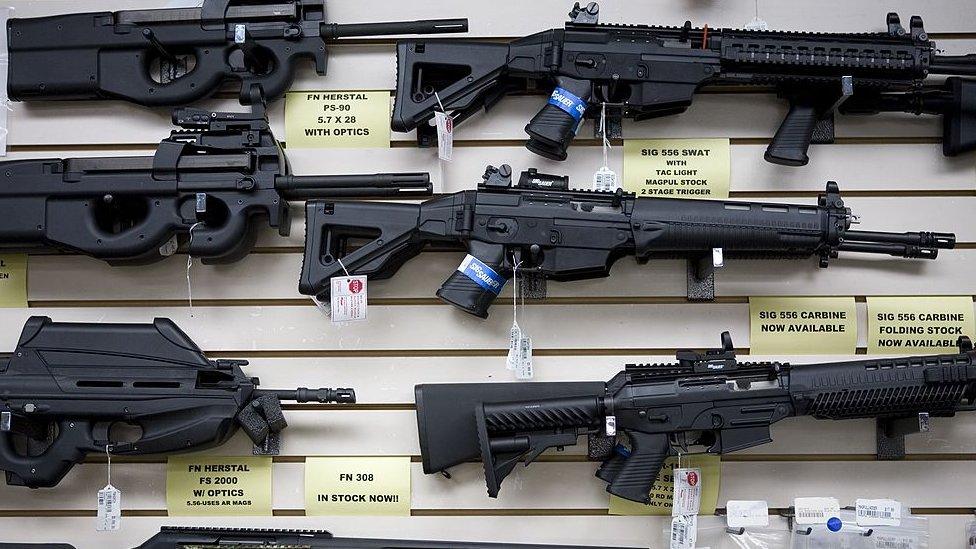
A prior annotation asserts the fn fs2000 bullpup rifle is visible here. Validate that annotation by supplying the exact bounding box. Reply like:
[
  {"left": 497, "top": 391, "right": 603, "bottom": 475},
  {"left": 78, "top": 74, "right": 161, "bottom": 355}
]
[
  {"left": 0, "top": 316, "right": 355, "bottom": 488},
  {"left": 7, "top": 0, "right": 467, "bottom": 106},
  {"left": 0, "top": 526, "right": 642, "bottom": 549},
  {"left": 393, "top": 4, "right": 976, "bottom": 165},
  {"left": 299, "top": 165, "right": 955, "bottom": 318},
  {"left": 415, "top": 334, "right": 976, "bottom": 503},
  {"left": 0, "top": 106, "right": 431, "bottom": 265}
]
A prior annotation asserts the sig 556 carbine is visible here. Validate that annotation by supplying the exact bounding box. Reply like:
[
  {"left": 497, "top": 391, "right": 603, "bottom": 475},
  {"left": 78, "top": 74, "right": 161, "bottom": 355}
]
[
  {"left": 415, "top": 334, "right": 976, "bottom": 503},
  {"left": 0, "top": 526, "right": 642, "bottom": 549},
  {"left": 0, "top": 106, "right": 431, "bottom": 264},
  {"left": 393, "top": 3, "right": 976, "bottom": 165},
  {"left": 7, "top": 0, "right": 467, "bottom": 106},
  {"left": 299, "top": 164, "right": 955, "bottom": 318},
  {"left": 0, "top": 316, "right": 356, "bottom": 488}
]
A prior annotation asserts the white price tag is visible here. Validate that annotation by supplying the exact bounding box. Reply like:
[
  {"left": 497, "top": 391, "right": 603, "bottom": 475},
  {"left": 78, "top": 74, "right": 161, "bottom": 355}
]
[
  {"left": 434, "top": 111, "right": 453, "bottom": 161},
  {"left": 330, "top": 276, "right": 368, "bottom": 322},
  {"left": 856, "top": 499, "right": 902, "bottom": 526},
  {"left": 726, "top": 500, "right": 769, "bottom": 528},
  {"left": 671, "top": 468, "right": 702, "bottom": 516},
  {"left": 592, "top": 166, "right": 618, "bottom": 192},
  {"left": 506, "top": 322, "right": 522, "bottom": 371},
  {"left": 670, "top": 515, "right": 697, "bottom": 549},
  {"left": 515, "top": 335, "right": 533, "bottom": 379},
  {"left": 793, "top": 497, "right": 840, "bottom": 525},
  {"left": 96, "top": 484, "right": 121, "bottom": 531}
]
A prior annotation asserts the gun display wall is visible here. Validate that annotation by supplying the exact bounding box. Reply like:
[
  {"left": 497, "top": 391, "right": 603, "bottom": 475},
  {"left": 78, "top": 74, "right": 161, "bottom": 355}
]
[{"left": 0, "top": 1, "right": 975, "bottom": 548}]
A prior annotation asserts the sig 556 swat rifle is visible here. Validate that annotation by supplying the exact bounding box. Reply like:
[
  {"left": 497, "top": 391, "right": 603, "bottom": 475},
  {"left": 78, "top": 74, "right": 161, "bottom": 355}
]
[
  {"left": 0, "top": 526, "right": 642, "bottom": 549},
  {"left": 299, "top": 164, "right": 955, "bottom": 318},
  {"left": 0, "top": 106, "right": 431, "bottom": 264},
  {"left": 7, "top": 0, "right": 467, "bottom": 106},
  {"left": 393, "top": 3, "right": 976, "bottom": 165},
  {"left": 415, "top": 333, "right": 976, "bottom": 503},
  {"left": 0, "top": 316, "right": 355, "bottom": 488}
]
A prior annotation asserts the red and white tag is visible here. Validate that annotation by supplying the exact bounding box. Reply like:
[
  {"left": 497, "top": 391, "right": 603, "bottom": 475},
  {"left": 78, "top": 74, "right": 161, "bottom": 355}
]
[
  {"left": 672, "top": 467, "right": 702, "bottom": 516},
  {"left": 435, "top": 111, "right": 453, "bottom": 161},
  {"left": 330, "top": 275, "right": 368, "bottom": 322}
]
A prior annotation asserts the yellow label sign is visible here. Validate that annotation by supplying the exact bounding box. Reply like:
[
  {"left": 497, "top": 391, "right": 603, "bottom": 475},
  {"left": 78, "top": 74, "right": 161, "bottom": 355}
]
[
  {"left": 750, "top": 297, "right": 858, "bottom": 355},
  {"left": 608, "top": 455, "right": 720, "bottom": 515},
  {"left": 166, "top": 456, "right": 273, "bottom": 516},
  {"left": 285, "top": 90, "right": 391, "bottom": 148},
  {"left": 623, "top": 138, "right": 730, "bottom": 199},
  {"left": 305, "top": 456, "right": 410, "bottom": 515},
  {"left": 867, "top": 296, "right": 975, "bottom": 354},
  {"left": 0, "top": 254, "right": 27, "bottom": 308}
]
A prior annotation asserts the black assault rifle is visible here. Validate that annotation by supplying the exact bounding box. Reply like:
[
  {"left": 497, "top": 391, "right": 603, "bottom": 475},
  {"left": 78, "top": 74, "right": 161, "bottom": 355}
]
[
  {"left": 415, "top": 333, "right": 976, "bottom": 503},
  {"left": 299, "top": 165, "right": 955, "bottom": 318},
  {"left": 0, "top": 317, "right": 355, "bottom": 488},
  {"left": 0, "top": 106, "right": 431, "bottom": 264},
  {"left": 7, "top": 0, "right": 467, "bottom": 106},
  {"left": 393, "top": 3, "right": 976, "bottom": 165}
]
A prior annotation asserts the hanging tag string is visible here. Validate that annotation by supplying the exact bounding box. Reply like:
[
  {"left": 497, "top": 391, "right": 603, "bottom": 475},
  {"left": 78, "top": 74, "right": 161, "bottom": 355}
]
[
  {"left": 105, "top": 444, "right": 113, "bottom": 487},
  {"left": 185, "top": 222, "right": 204, "bottom": 314},
  {"left": 600, "top": 102, "right": 611, "bottom": 168},
  {"left": 512, "top": 261, "right": 523, "bottom": 326},
  {"left": 337, "top": 257, "right": 351, "bottom": 277}
]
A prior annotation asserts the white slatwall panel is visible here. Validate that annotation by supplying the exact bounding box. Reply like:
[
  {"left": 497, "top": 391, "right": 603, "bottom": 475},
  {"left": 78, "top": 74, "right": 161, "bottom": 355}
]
[{"left": 3, "top": 0, "right": 975, "bottom": 548}]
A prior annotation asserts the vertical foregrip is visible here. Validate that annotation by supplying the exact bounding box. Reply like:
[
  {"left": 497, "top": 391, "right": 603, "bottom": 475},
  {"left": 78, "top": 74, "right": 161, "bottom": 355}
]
[
  {"left": 605, "top": 432, "right": 671, "bottom": 504},
  {"left": 764, "top": 102, "right": 819, "bottom": 166}
]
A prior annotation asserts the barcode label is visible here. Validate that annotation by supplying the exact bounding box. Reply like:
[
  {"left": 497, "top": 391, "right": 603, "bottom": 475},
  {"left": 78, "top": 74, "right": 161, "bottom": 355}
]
[
  {"left": 874, "top": 535, "right": 915, "bottom": 549},
  {"left": 793, "top": 497, "right": 840, "bottom": 525},
  {"left": 669, "top": 514, "right": 697, "bottom": 549},
  {"left": 856, "top": 499, "right": 901, "bottom": 526}
]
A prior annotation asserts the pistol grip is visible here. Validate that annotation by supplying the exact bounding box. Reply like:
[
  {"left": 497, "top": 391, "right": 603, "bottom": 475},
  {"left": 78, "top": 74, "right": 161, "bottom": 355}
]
[
  {"left": 605, "top": 432, "right": 671, "bottom": 504},
  {"left": 0, "top": 419, "right": 93, "bottom": 488}
]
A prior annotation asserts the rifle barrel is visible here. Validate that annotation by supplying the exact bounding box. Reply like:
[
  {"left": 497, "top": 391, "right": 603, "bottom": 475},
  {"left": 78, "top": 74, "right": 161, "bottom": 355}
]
[
  {"left": 254, "top": 387, "right": 356, "bottom": 404},
  {"left": 931, "top": 54, "right": 976, "bottom": 75},
  {"left": 321, "top": 18, "right": 468, "bottom": 39},
  {"left": 275, "top": 172, "right": 432, "bottom": 199},
  {"left": 838, "top": 230, "right": 955, "bottom": 259}
]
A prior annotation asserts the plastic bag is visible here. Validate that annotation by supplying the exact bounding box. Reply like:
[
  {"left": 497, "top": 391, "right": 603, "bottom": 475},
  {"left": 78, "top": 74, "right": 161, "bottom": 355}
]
[{"left": 790, "top": 509, "right": 928, "bottom": 549}]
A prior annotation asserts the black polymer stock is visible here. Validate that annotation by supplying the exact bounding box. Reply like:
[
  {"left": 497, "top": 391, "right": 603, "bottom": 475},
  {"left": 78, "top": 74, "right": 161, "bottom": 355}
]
[
  {"left": 0, "top": 317, "right": 355, "bottom": 488},
  {"left": 0, "top": 526, "right": 642, "bottom": 549},
  {"left": 299, "top": 164, "right": 955, "bottom": 318},
  {"left": 415, "top": 333, "right": 976, "bottom": 504},
  {"left": 393, "top": 3, "right": 976, "bottom": 165},
  {"left": 7, "top": 0, "right": 468, "bottom": 106},
  {"left": 0, "top": 106, "right": 431, "bottom": 264}
]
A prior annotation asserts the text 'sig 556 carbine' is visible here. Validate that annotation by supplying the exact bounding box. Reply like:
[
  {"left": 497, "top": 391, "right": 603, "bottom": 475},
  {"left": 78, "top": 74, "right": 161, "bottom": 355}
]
[
  {"left": 7, "top": 0, "right": 467, "bottom": 106},
  {"left": 0, "top": 316, "right": 355, "bottom": 488},
  {"left": 0, "top": 107, "right": 431, "bottom": 265},
  {"left": 299, "top": 165, "right": 954, "bottom": 318},
  {"left": 415, "top": 333, "right": 976, "bottom": 503},
  {"left": 0, "top": 526, "right": 644, "bottom": 549},
  {"left": 393, "top": 3, "right": 976, "bottom": 165}
]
